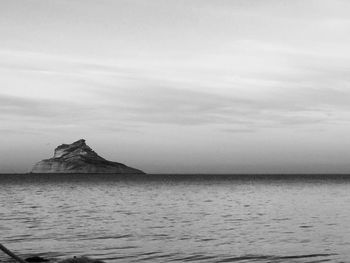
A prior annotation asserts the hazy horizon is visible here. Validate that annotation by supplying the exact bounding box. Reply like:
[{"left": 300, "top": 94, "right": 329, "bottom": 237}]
[{"left": 1, "top": 0, "right": 350, "bottom": 174}]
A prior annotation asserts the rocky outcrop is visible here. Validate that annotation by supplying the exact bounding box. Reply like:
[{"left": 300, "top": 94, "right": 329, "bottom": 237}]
[{"left": 31, "top": 139, "right": 145, "bottom": 174}]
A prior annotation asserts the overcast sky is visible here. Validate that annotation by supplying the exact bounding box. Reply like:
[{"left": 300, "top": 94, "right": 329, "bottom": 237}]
[{"left": 1, "top": 0, "right": 350, "bottom": 173}]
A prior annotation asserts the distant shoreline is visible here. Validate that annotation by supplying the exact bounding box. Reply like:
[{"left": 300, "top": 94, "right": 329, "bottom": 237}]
[
  {"left": 1, "top": 173, "right": 350, "bottom": 181},
  {"left": 1, "top": 173, "right": 350, "bottom": 175}
]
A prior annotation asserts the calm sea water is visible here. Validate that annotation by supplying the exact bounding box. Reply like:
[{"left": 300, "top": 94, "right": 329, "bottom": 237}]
[{"left": 1, "top": 174, "right": 350, "bottom": 263}]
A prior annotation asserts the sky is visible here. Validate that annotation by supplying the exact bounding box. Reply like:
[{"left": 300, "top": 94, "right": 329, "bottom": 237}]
[{"left": 1, "top": 0, "right": 350, "bottom": 173}]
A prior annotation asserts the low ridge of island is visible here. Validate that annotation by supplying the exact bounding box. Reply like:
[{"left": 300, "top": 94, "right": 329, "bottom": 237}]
[{"left": 31, "top": 139, "right": 145, "bottom": 174}]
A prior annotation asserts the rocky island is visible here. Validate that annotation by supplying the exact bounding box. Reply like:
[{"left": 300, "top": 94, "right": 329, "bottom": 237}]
[{"left": 31, "top": 139, "right": 145, "bottom": 174}]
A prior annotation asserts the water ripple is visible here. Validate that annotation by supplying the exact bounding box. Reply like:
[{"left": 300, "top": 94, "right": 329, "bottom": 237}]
[{"left": 0, "top": 174, "right": 349, "bottom": 263}]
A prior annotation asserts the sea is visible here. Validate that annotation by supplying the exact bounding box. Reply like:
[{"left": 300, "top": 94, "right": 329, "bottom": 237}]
[{"left": 1, "top": 174, "right": 350, "bottom": 263}]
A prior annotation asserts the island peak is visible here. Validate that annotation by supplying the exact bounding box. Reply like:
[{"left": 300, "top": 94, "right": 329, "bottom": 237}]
[{"left": 31, "top": 139, "right": 145, "bottom": 174}]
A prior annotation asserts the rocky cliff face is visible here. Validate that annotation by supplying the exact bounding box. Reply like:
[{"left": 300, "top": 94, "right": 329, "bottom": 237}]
[{"left": 31, "top": 139, "right": 145, "bottom": 174}]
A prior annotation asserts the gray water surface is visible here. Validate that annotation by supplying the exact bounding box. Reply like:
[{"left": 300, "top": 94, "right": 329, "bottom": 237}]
[{"left": 1, "top": 174, "right": 350, "bottom": 263}]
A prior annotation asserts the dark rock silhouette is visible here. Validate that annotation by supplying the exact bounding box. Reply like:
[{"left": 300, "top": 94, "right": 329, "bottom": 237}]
[
  {"left": 25, "top": 256, "right": 49, "bottom": 262},
  {"left": 31, "top": 139, "right": 144, "bottom": 174},
  {"left": 0, "top": 243, "right": 105, "bottom": 263}
]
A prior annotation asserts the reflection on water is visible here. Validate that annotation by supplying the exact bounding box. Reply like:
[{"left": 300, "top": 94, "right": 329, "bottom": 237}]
[{"left": 1, "top": 174, "right": 350, "bottom": 263}]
